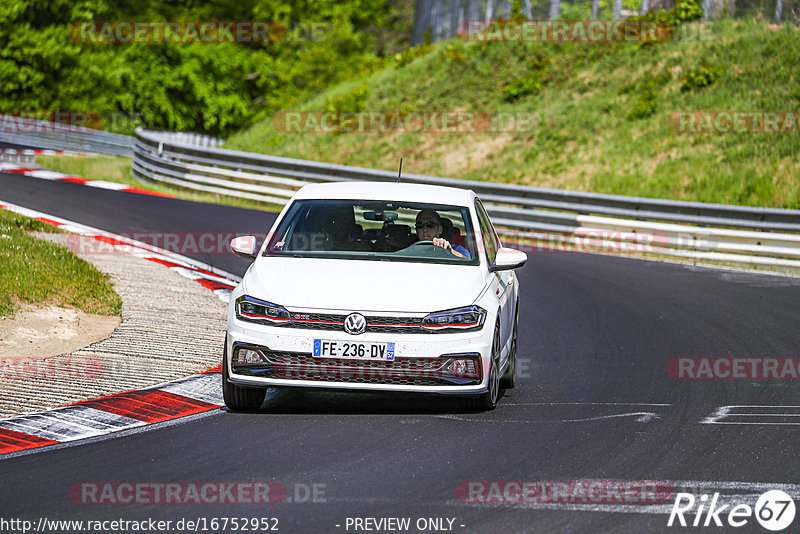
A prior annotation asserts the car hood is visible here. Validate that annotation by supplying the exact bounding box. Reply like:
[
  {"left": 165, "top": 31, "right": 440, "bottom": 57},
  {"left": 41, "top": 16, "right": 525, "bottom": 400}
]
[{"left": 243, "top": 256, "right": 486, "bottom": 313}]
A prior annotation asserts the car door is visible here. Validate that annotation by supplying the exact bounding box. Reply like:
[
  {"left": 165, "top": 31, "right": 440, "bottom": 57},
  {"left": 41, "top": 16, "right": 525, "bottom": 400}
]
[{"left": 475, "top": 198, "right": 513, "bottom": 359}]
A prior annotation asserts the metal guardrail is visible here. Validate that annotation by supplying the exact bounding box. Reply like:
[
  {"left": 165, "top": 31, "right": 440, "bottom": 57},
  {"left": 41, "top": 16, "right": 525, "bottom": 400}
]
[
  {"left": 127, "top": 128, "right": 798, "bottom": 272},
  {"left": 0, "top": 116, "right": 223, "bottom": 158},
  {"left": 138, "top": 130, "right": 224, "bottom": 149},
  {"left": 0, "top": 115, "right": 136, "bottom": 157}
]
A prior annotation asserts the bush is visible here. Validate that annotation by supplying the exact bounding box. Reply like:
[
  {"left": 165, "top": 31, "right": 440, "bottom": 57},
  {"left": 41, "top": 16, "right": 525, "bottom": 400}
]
[
  {"left": 324, "top": 85, "right": 370, "bottom": 113},
  {"left": 442, "top": 43, "right": 465, "bottom": 63},
  {"left": 501, "top": 50, "right": 550, "bottom": 102},
  {"left": 681, "top": 64, "right": 721, "bottom": 91},
  {"left": 634, "top": 0, "right": 704, "bottom": 44},
  {"left": 627, "top": 87, "right": 658, "bottom": 119},
  {"left": 673, "top": 0, "right": 704, "bottom": 23},
  {"left": 393, "top": 43, "right": 433, "bottom": 68},
  {"left": 622, "top": 68, "right": 670, "bottom": 119},
  {"left": 503, "top": 74, "right": 543, "bottom": 101}
]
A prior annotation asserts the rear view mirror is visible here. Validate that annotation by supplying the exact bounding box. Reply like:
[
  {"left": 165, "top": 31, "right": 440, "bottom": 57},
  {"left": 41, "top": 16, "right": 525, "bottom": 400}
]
[
  {"left": 230, "top": 235, "right": 257, "bottom": 260},
  {"left": 363, "top": 211, "right": 398, "bottom": 222}
]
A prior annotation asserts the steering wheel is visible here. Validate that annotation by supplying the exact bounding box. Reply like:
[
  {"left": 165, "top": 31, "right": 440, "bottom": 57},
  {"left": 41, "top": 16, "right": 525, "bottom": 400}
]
[{"left": 398, "top": 240, "right": 455, "bottom": 258}]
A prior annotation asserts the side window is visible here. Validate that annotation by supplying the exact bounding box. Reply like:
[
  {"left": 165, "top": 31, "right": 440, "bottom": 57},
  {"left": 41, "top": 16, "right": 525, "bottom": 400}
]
[{"left": 474, "top": 198, "right": 498, "bottom": 265}]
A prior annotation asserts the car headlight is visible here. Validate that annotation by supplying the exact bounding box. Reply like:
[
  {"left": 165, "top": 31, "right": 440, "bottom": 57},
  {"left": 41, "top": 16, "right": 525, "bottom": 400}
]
[
  {"left": 421, "top": 305, "right": 486, "bottom": 332},
  {"left": 235, "top": 295, "right": 291, "bottom": 325}
]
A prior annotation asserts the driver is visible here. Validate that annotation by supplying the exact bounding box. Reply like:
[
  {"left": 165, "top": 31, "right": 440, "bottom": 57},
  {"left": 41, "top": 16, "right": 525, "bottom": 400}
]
[{"left": 415, "top": 209, "right": 470, "bottom": 258}]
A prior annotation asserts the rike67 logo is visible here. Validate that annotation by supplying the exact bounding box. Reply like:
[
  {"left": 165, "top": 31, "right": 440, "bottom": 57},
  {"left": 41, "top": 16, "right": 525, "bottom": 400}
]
[{"left": 668, "top": 490, "right": 796, "bottom": 531}]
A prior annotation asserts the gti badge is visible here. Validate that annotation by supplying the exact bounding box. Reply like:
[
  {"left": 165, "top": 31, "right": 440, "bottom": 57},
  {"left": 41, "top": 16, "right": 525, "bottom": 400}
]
[{"left": 344, "top": 313, "right": 367, "bottom": 335}]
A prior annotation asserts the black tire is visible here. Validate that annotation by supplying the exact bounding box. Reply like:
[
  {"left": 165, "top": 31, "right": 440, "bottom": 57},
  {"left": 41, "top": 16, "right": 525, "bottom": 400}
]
[
  {"left": 501, "top": 299, "right": 519, "bottom": 390},
  {"left": 464, "top": 322, "right": 501, "bottom": 411},
  {"left": 222, "top": 342, "right": 267, "bottom": 412}
]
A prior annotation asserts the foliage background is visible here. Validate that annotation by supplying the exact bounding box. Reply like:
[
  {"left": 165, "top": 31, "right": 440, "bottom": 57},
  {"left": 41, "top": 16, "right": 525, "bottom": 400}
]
[{"left": 0, "top": 0, "right": 413, "bottom": 136}]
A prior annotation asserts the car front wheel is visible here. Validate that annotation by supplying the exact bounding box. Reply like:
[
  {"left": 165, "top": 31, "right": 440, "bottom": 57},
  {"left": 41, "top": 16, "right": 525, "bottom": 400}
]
[
  {"left": 464, "top": 322, "right": 501, "bottom": 411},
  {"left": 222, "top": 340, "right": 267, "bottom": 412},
  {"left": 501, "top": 299, "right": 519, "bottom": 390}
]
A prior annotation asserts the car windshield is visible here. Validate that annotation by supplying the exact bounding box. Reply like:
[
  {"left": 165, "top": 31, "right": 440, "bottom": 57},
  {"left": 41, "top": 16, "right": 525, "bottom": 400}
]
[{"left": 264, "top": 199, "right": 479, "bottom": 265}]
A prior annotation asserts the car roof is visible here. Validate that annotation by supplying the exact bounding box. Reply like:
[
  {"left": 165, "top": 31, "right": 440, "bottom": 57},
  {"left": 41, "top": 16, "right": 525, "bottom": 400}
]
[{"left": 292, "top": 181, "right": 476, "bottom": 206}]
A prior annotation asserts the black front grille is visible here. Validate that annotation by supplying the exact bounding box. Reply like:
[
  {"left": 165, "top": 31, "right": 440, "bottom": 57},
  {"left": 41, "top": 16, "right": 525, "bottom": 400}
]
[
  {"left": 232, "top": 348, "right": 481, "bottom": 386},
  {"left": 287, "top": 312, "right": 425, "bottom": 334}
]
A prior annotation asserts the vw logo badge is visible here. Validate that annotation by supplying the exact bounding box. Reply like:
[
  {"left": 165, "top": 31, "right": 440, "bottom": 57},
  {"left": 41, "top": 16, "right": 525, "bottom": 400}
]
[{"left": 344, "top": 313, "right": 366, "bottom": 335}]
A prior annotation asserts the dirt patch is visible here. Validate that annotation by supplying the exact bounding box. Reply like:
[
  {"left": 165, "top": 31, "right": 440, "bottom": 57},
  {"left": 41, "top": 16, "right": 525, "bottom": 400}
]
[
  {"left": 441, "top": 133, "right": 513, "bottom": 176},
  {"left": 0, "top": 303, "right": 120, "bottom": 362}
]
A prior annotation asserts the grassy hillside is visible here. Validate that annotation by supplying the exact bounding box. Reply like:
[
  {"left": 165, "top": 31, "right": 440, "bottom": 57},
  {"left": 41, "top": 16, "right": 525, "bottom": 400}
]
[{"left": 226, "top": 19, "right": 800, "bottom": 209}]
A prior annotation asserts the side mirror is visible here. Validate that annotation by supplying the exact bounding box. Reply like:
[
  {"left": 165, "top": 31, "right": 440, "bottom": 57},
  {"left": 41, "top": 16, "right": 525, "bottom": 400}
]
[
  {"left": 489, "top": 247, "right": 527, "bottom": 272},
  {"left": 230, "top": 235, "right": 257, "bottom": 260}
]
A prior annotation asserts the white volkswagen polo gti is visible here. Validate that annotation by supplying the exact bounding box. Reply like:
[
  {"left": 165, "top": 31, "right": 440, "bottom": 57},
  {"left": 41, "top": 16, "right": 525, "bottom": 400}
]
[{"left": 224, "top": 181, "right": 526, "bottom": 411}]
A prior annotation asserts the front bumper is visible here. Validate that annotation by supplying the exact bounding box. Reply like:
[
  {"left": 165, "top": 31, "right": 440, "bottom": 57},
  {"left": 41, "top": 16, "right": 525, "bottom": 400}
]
[{"left": 226, "top": 320, "right": 492, "bottom": 395}]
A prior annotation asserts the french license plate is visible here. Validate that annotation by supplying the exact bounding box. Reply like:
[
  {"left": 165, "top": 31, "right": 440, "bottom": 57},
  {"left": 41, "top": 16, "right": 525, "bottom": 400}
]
[{"left": 313, "top": 339, "right": 395, "bottom": 361}]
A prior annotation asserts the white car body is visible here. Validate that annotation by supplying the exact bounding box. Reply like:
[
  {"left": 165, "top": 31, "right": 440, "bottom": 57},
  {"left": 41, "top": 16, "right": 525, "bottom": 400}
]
[{"left": 224, "top": 181, "right": 526, "bottom": 410}]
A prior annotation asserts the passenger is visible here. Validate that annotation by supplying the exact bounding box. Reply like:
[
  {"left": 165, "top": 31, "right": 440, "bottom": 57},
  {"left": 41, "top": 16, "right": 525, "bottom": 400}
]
[{"left": 414, "top": 209, "right": 471, "bottom": 258}]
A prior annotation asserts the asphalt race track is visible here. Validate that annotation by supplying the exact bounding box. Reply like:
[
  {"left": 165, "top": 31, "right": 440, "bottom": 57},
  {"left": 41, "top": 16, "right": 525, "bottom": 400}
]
[{"left": 2, "top": 170, "right": 800, "bottom": 533}]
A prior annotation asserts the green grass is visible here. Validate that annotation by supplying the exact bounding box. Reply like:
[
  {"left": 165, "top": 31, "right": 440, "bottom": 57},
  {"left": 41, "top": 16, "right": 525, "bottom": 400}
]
[
  {"left": 35, "top": 155, "right": 283, "bottom": 213},
  {"left": 0, "top": 209, "right": 122, "bottom": 318},
  {"left": 226, "top": 19, "right": 800, "bottom": 209}
]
